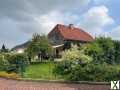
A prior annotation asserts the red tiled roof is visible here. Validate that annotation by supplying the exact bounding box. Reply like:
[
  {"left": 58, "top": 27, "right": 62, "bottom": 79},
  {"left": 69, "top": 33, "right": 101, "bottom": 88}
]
[{"left": 48, "top": 24, "right": 94, "bottom": 42}]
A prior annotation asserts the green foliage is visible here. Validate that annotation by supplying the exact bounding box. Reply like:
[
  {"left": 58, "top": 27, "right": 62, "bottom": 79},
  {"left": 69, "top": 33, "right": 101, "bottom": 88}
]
[
  {"left": 62, "top": 45, "right": 93, "bottom": 64},
  {"left": 54, "top": 62, "right": 120, "bottom": 81},
  {"left": 53, "top": 61, "right": 72, "bottom": 76},
  {"left": 113, "top": 40, "right": 120, "bottom": 63},
  {"left": 81, "top": 43, "right": 102, "bottom": 63},
  {"left": 0, "top": 53, "right": 29, "bottom": 77},
  {"left": 81, "top": 37, "right": 115, "bottom": 64},
  {"left": 96, "top": 37, "right": 115, "bottom": 64},
  {"left": 0, "top": 44, "right": 9, "bottom": 53},
  {"left": 68, "top": 63, "right": 120, "bottom": 81},
  {"left": 0, "top": 54, "right": 9, "bottom": 71},
  {"left": 96, "top": 37, "right": 114, "bottom": 49},
  {"left": 26, "top": 33, "right": 53, "bottom": 61},
  {"left": 54, "top": 37, "right": 120, "bottom": 81},
  {"left": 7, "top": 53, "right": 29, "bottom": 74}
]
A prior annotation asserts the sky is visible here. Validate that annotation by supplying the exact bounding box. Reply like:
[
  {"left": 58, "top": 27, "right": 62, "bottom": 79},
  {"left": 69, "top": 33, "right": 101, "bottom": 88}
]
[{"left": 0, "top": 0, "right": 120, "bottom": 48}]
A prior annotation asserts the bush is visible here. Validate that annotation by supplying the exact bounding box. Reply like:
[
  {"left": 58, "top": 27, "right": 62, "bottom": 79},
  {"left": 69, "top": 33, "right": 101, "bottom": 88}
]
[
  {"left": 113, "top": 40, "right": 120, "bottom": 64},
  {"left": 62, "top": 45, "right": 92, "bottom": 64},
  {"left": 66, "top": 63, "right": 120, "bottom": 81},
  {"left": 0, "top": 54, "right": 9, "bottom": 71},
  {"left": 81, "top": 37, "right": 115, "bottom": 64},
  {"left": 6, "top": 53, "right": 29, "bottom": 74},
  {"left": 53, "top": 61, "right": 72, "bottom": 76},
  {"left": 54, "top": 60, "right": 120, "bottom": 81}
]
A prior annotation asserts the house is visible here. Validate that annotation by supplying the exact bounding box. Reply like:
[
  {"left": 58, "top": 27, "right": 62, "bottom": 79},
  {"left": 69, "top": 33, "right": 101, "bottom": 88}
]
[
  {"left": 12, "top": 24, "right": 94, "bottom": 57},
  {"left": 12, "top": 41, "right": 30, "bottom": 53},
  {"left": 48, "top": 24, "right": 94, "bottom": 57}
]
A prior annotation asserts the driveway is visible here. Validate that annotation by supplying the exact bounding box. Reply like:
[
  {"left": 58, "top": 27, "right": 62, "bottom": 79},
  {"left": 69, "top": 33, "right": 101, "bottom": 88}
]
[{"left": 0, "top": 78, "right": 110, "bottom": 90}]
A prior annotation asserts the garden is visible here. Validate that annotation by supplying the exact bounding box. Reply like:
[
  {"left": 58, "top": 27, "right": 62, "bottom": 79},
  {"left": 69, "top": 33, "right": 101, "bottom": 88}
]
[{"left": 0, "top": 34, "right": 120, "bottom": 82}]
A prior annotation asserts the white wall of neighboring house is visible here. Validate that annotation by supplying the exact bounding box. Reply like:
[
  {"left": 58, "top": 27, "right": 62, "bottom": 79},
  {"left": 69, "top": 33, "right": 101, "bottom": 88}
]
[{"left": 16, "top": 48, "right": 25, "bottom": 53}]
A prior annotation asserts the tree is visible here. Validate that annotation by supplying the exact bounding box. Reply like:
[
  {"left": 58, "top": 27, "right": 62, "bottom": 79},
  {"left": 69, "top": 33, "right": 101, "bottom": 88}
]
[
  {"left": 95, "top": 37, "right": 115, "bottom": 64},
  {"left": 1, "top": 44, "right": 8, "bottom": 53},
  {"left": 81, "top": 42, "right": 103, "bottom": 63},
  {"left": 26, "top": 33, "right": 52, "bottom": 62},
  {"left": 81, "top": 37, "right": 115, "bottom": 64},
  {"left": 113, "top": 40, "right": 120, "bottom": 64}
]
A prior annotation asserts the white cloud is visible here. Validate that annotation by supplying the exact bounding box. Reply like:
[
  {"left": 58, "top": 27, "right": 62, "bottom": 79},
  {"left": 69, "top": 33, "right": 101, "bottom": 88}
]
[
  {"left": 0, "top": 0, "right": 90, "bottom": 35},
  {"left": 21, "top": 5, "right": 114, "bottom": 38},
  {"left": 19, "top": 11, "right": 79, "bottom": 35},
  {"left": 35, "top": 11, "right": 79, "bottom": 34},
  {"left": 28, "top": 0, "right": 90, "bottom": 12},
  {"left": 79, "top": 6, "right": 114, "bottom": 36},
  {"left": 35, "top": 11, "right": 64, "bottom": 34},
  {"left": 0, "top": 0, "right": 90, "bottom": 20},
  {"left": 93, "top": 0, "right": 109, "bottom": 4}
]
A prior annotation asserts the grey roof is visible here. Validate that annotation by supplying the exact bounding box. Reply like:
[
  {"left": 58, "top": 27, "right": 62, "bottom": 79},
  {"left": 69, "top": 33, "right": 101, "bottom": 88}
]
[{"left": 12, "top": 41, "right": 30, "bottom": 50}]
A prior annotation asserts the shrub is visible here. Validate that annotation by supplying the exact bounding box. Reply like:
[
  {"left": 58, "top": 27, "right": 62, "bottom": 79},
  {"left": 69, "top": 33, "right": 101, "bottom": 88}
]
[
  {"left": 53, "top": 45, "right": 93, "bottom": 80},
  {"left": 81, "top": 37, "right": 115, "bottom": 64},
  {"left": 81, "top": 43, "right": 103, "bottom": 63},
  {"left": 53, "top": 61, "right": 72, "bottom": 76},
  {"left": 66, "top": 63, "right": 120, "bottom": 81},
  {"left": 6, "top": 53, "right": 29, "bottom": 74},
  {"left": 54, "top": 60, "right": 120, "bottom": 81},
  {"left": 0, "top": 54, "right": 9, "bottom": 71},
  {"left": 62, "top": 45, "right": 92, "bottom": 64},
  {"left": 113, "top": 40, "right": 120, "bottom": 64}
]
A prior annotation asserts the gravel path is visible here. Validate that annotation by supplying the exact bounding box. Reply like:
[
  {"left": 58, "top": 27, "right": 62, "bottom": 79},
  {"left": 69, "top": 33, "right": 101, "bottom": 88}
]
[{"left": 0, "top": 78, "right": 110, "bottom": 90}]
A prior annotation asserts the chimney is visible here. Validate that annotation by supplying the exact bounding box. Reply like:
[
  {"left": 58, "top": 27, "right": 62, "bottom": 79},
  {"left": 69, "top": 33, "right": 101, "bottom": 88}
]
[{"left": 69, "top": 24, "right": 74, "bottom": 29}]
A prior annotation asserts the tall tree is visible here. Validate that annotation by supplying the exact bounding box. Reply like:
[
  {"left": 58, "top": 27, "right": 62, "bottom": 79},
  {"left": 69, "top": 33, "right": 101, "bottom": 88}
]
[
  {"left": 1, "top": 44, "right": 8, "bottom": 53},
  {"left": 81, "top": 42, "right": 103, "bottom": 63},
  {"left": 26, "top": 33, "right": 52, "bottom": 62},
  {"left": 81, "top": 37, "right": 115, "bottom": 64},
  {"left": 95, "top": 37, "right": 115, "bottom": 64}
]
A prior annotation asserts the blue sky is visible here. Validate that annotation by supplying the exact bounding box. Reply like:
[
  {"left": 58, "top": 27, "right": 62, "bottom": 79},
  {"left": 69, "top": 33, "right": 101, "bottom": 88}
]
[{"left": 0, "top": 0, "right": 120, "bottom": 48}]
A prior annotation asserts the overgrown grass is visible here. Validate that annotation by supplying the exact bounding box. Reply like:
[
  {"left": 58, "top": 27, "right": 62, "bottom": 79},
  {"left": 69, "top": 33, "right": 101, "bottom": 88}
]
[{"left": 24, "top": 62, "right": 60, "bottom": 80}]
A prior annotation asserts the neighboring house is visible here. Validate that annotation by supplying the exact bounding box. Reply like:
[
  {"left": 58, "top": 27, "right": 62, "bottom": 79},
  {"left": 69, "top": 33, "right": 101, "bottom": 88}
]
[
  {"left": 12, "top": 24, "right": 94, "bottom": 57},
  {"left": 12, "top": 41, "right": 30, "bottom": 53},
  {"left": 48, "top": 24, "right": 94, "bottom": 57}
]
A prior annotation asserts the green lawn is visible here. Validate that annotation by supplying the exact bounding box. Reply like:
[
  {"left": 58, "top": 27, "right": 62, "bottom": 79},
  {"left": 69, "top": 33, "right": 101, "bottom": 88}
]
[{"left": 24, "top": 62, "right": 58, "bottom": 80}]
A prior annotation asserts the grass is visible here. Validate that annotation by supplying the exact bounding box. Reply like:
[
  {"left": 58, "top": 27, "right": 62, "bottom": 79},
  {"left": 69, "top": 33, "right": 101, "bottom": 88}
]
[{"left": 24, "top": 62, "right": 59, "bottom": 80}]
